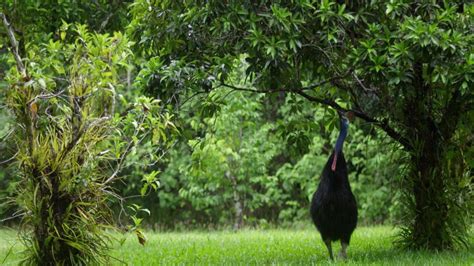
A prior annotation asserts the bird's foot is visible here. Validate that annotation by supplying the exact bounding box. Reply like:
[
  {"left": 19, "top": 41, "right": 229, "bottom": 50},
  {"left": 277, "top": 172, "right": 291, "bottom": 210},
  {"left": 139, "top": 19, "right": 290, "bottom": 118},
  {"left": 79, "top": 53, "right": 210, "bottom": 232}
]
[
  {"left": 324, "top": 239, "right": 334, "bottom": 261},
  {"left": 339, "top": 242, "right": 348, "bottom": 260},
  {"left": 338, "top": 250, "right": 348, "bottom": 260}
]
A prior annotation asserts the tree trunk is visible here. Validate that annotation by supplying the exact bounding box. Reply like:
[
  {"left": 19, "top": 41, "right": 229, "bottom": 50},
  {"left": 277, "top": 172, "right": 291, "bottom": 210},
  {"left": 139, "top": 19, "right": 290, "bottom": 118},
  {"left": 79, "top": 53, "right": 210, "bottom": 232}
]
[
  {"left": 226, "top": 171, "right": 243, "bottom": 230},
  {"left": 399, "top": 62, "right": 469, "bottom": 250},
  {"left": 32, "top": 167, "right": 73, "bottom": 264},
  {"left": 410, "top": 138, "right": 450, "bottom": 249},
  {"left": 232, "top": 188, "right": 244, "bottom": 230},
  {"left": 403, "top": 101, "right": 468, "bottom": 250},
  {"left": 407, "top": 133, "right": 470, "bottom": 250}
]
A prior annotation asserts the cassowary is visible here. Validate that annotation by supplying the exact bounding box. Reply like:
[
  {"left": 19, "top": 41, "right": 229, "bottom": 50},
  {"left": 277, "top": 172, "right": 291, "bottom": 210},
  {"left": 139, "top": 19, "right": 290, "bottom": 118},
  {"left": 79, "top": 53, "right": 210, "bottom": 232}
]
[{"left": 310, "top": 112, "right": 357, "bottom": 260}]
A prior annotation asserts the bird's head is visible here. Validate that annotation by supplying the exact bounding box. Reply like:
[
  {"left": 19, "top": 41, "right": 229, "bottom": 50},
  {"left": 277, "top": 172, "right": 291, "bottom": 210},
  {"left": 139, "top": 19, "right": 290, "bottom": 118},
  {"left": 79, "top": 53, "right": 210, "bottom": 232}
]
[
  {"left": 332, "top": 111, "right": 353, "bottom": 171},
  {"left": 338, "top": 111, "right": 354, "bottom": 128}
]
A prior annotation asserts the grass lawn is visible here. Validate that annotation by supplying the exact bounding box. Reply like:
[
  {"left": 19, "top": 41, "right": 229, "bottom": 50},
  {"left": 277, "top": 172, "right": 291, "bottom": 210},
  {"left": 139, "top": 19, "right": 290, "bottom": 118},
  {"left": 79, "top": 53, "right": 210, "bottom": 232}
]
[{"left": 1, "top": 226, "right": 473, "bottom": 265}]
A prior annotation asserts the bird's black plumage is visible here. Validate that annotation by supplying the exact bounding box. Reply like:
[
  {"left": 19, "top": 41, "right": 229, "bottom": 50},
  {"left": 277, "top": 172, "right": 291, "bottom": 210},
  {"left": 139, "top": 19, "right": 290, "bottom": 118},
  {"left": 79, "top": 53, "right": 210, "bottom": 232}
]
[{"left": 310, "top": 118, "right": 357, "bottom": 260}]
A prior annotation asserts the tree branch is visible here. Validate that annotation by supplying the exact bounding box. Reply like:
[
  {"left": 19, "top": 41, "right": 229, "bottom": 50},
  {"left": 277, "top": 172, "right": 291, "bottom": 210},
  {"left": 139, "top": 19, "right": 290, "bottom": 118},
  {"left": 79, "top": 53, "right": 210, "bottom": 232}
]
[
  {"left": 297, "top": 89, "right": 413, "bottom": 151},
  {"left": 217, "top": 81, "right": 413, "bottom": 151},
  {"left": 0, "top": 12, "right": 27, "bottom": 78},
  {"left": 102, "top": 113, "right": 147, "bottom": 186},
  {"left": 300, "top": 69, "right": 353, "bottom": 91},
  {"left": 217, "top": 83, "right": 290, "bottom": 93},
  {"left": 217, "top": 69, "right": 351, "bottom": 94}
]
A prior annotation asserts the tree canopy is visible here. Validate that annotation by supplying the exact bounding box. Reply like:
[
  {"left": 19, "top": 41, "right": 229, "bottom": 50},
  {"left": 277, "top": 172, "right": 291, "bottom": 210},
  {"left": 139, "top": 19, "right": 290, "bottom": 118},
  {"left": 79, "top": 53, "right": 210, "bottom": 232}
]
[{"left": 130, "top": 1, "right": 472, "bottom": 148}]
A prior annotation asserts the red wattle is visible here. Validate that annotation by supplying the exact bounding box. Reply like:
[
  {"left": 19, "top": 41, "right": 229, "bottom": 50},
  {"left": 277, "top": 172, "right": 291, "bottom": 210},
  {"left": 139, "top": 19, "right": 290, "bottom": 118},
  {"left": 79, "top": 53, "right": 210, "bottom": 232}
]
[{"left": 331, "top": 153, "right": 338, "bottom": 171}]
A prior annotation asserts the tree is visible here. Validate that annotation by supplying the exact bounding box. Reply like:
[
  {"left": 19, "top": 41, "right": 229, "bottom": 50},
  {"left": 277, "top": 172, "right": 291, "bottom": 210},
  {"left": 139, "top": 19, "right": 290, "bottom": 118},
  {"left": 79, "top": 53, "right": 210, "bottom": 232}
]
[
  {"left": 129, "top": 1, "right": 473, "bottom": 250},
  {"left": 188, "top": 89, "right": 277, "bottom": 230},
  {"left": 1, "top": 14, "right": 174, "bottom": 264}
]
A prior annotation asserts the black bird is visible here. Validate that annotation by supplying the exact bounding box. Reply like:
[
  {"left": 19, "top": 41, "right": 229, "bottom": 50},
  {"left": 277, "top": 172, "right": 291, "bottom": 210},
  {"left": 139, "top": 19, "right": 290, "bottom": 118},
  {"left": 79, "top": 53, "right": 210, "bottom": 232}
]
[{"left": 310, "top": 112, "right": 358, "bottom": 260}]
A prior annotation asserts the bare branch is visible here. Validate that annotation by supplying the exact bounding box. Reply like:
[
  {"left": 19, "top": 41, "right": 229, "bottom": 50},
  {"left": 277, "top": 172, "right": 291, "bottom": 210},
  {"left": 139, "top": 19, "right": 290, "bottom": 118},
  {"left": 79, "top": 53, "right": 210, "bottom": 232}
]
[
  {"left": 218, "top": 83, "right": 277, "bottom": 93},
  {"left": 148, "top": 140, "right": 179, "bottom": 167},
  {"left": 178, "top": 90, "right": 209, "bottom": 108},
  {"left": 294, "top": 90, "right": 341, "bottom": 109},
  {"left": 26, "top": 90, "right": 65, "bottom": 105},
  {"left": 0, "top": 210, "right": 28, "bottom": 223},
  {"left": 102, "top": 114, "right": 146, "bottom": 185},
  {"left": 352, "top": 73, "right": 376, "bottom": 92},
  {"left": 217, "top": 70, "right": 351, "bottom": 94},
  {"left": 0, "top": 12, "right": 27, "bottom": 78},
  {"left": 99, "top": 12, "right": 114, "bottom": 32},
  {"left": 0, "top": 151, "right": 18, "bottom": 165},
  {"left": 60, "top": 116, "right": 111, "bottom": 162},
  {"left": 301, "top": 69, "right": 353, "bottom": 91}
]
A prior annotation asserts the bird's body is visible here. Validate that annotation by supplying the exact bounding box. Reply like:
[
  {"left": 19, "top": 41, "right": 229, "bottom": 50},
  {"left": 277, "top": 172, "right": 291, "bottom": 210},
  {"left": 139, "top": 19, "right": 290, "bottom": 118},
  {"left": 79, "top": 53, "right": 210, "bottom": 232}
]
[{"left": 310, "top": 115, "right": 357, "bottom": 260}]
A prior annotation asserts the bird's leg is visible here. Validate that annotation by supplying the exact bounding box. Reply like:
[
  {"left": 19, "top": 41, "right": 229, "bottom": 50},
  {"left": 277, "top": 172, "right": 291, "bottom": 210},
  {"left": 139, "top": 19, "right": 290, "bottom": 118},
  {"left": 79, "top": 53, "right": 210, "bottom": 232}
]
[
  {"left": 324, "top": 239, "right": 334, "bottom": 261},
  {"left": 339, "top": 241, "right": 348, "bottom": 260}
]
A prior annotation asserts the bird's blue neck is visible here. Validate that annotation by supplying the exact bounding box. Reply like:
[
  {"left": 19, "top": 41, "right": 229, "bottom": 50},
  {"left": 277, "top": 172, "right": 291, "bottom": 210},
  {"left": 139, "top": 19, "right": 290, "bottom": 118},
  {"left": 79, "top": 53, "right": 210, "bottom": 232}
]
[
  {"left": 334, "top": 119, "right": 348, "bottom": 154},
  {"left": 331, "top": 117, "right": 349, "bottom": 171}
]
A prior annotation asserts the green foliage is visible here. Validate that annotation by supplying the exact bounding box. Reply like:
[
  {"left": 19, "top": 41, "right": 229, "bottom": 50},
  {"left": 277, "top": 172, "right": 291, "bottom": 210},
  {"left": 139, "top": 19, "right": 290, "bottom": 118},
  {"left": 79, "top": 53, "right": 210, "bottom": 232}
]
[
  {"left": 3, "top": 24, "right": 175, "bottom": 264},
  {"left": 122, "top": 58, "right": 406, "bottom": 229},
  {"left": 136, "top": 80, "right": 406, "bottom": 228},
  {"left": 186, "top": 90, "right": 277, "bottom": 226},
  {"left": 0, "top": 108, "right": 17, "bottom": 220},
  {"left": 0, "top": 1, "right": 132, "bottom": 92},
  {"left": 1, "top": 0, "right": 132, "bottom": 36},
  {"left": 129, "top": 1, "right": 473, "bottom": 250}
]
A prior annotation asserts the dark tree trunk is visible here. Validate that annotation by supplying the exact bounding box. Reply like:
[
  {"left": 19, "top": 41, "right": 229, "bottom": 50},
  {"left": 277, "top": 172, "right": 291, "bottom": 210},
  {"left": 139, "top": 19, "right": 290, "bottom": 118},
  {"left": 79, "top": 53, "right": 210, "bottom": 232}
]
[
  {"left": 407, "top": 128, "right": 469, "bottom": 250},
  {"left": 401, "top": 62, "right": 468, "bottom": 250},
  {"left": 33, "top": 168, "right": 73, "bottom": 264},
  {"left": 400, "top": 60, "right": 471, "bottom": 249},
  {"left": 410, "top": 131, "right": 451, "bottom": 249}
]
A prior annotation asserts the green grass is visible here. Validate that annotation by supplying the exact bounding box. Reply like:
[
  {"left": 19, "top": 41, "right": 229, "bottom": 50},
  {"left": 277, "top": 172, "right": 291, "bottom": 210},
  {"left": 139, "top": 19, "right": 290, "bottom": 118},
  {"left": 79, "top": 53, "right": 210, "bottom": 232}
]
[{"left": 1, "top": 226, "right": 473, "bottom": 265}]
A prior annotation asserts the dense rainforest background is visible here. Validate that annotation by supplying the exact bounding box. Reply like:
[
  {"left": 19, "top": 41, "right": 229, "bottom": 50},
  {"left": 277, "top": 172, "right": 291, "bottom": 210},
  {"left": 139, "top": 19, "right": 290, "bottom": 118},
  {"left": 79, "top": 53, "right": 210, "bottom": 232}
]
[{"left": 0, "top": 0, "right": 472, "bottom": 265}]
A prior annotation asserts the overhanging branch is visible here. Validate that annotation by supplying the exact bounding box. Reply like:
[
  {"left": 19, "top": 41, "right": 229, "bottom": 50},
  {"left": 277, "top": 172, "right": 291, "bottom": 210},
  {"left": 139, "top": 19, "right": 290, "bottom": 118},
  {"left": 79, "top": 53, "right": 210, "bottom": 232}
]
[
  {"left": 217, "top": 70, "right": 351, "bottom": 94},
  {"left": 298, "top": 90, "right": 413, "bottom": 151},
  {"left": 0, "top": 12, "right": 27, "bottom": 78},
  {"left": 217, "top": 81, "right": 413, "bottom": 151}
]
